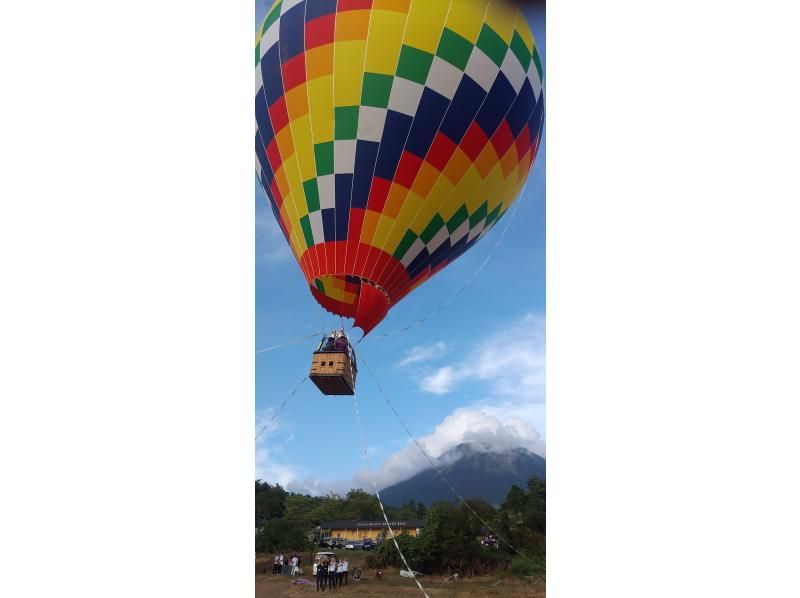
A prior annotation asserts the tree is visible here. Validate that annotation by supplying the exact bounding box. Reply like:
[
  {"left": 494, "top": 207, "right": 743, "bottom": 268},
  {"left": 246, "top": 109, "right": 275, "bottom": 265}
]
[
  {"left": 255, "top": 518, "right": 307, "bottom": 553},
  {"left": 255, "top": 480, "right": 287, "bottom": 527}
]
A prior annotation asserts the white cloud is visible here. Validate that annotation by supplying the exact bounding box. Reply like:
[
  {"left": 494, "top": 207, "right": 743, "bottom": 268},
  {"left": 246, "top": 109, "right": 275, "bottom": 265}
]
[
  {"left": 398, "top": 341, "right": 447, "bottom": 367},
  {"left": 418, "top": 313, "right": 545, "bottom": 401},
  {"left": 352, "top": 407, "right": 543, "bottom": 491},
  {"left": 255, "top": 409, "right": 302, "bottom": 487}
]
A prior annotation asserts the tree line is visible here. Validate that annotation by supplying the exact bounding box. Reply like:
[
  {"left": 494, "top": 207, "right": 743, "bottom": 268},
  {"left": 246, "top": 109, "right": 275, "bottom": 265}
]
[{"left": 255, "top": 477, "right": 545, "bottom": 577}]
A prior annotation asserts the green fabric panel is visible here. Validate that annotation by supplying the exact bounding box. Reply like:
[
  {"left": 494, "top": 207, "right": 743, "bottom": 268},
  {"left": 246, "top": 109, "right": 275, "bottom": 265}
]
[
  {"left": 315, "top": 279, "right": 325, "bottom": 293},
  {"left": 469, "top": 201, "right": 488, "bottom": 228},
  {"left": 361, "top": 73, "right": 394, "bottom": 108},
  {"left": 263, "top": 4, "right": 281, "bottom": 32},
  {"left": 509, "top": 32, "right": 531, "bottom": 71},
  {"left": 303, "top": 179, "right": 320, "bottom": 212},
  {"left": 436, "top": 28, "right": 474, "bottom": 71},
  {"left": 420, "top": 214, "right": 445, "bottom": 244},
  {"left": 476, "top": 24, "right": 508, "bottom": 67},
  {"left": 335, "top": 106, "right": 359, "bottom": 140},
  {"left": 393, "top": 230, "right": 418, "bottom": 259},
  {"left": 396, "top": 45, "right": 434, "bottom": 85},
  {"left": 314, "top": 142, "right": 334, "bottom": 176},
  {"left": 485, "top": 203, "right": 503, "bottom": 227},
  {"left": 446, "top": 205, "right": 469, "bottom": 234},
  {"left": 255, "top": 44, "right": 261, "bottom": 67},
  {"left": 300, "top": 215, "right": 314, "bottom": 248},
  {"left": 532, "top": 46, "right": 543, "bottom": 81}
]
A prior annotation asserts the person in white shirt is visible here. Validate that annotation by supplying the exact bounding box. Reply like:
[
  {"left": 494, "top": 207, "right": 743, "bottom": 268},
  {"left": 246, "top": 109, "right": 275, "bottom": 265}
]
[
  {"left": 291, "top": 555, "right": 299, "bottom": 576},
  {"left": 336, "top": 560, "right": 343, "bottom": 587},
  {"left": 273, "top": 553, "right": 280, "bottom": 575},
  {"left": 342, "top": 558, "right": 349, "bottom": 586},
  {"left": 327, "top": 558, "right": 337, "bottom": 591}
]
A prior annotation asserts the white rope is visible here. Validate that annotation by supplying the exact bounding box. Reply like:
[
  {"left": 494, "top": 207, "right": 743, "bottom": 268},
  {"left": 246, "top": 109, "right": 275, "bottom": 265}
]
[
  {"left": 255, "top": 375, "right": 307, "bottom": 441},
  {"left": 359, "top": 353, "right": 540, "bottom": 568},
  {"left": 352, "top": 391, "right": 430, "bottom": 598},
  {"left": 256, "top": 332, "right": 322, "bottom": 355}
]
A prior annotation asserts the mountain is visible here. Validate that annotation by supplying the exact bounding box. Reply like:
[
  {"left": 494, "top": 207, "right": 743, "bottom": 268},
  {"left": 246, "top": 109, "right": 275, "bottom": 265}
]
[{"left": 378, "top": 443, "right": 546, "bottom": 508}]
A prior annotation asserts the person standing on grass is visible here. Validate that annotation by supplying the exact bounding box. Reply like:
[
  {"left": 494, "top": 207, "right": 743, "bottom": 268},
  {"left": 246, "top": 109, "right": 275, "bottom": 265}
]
[
  {"left": 272, "top": 553, "right": 280, "bottom": 575},
  {"left": 327, "top": 557, "right": 337, "bottom": 590},
  {"left": 291, "top": 554, "right": 299, "bottom": 576},
  {"left": 336, "top": 559, "right": 343, "bottom": 587},
  {"left": 316, "top": 558, "right": 328, "bottom": 592},
  {"left": 342, "top": 558, "right": 349, "bottom": 586}
]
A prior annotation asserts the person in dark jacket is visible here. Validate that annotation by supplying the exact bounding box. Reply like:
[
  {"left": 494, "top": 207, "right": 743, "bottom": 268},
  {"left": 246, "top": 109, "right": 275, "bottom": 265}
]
[{"left": 316, "top": 558, "right": 327, "bottom": 592}]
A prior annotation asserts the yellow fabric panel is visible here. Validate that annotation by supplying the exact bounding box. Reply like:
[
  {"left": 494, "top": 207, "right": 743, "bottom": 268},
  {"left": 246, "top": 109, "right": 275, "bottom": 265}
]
[
  {"left": 515, "top": 14, "right": 536, "bottom": 54},
  {"left": 306, "top": 75, "right": 334, "bottom": 142},
  {"left": 384, "top": 184, "right": 409, "bottom": 219},
  {"left": 282, "top": 157, "right": 308, "bottom": 220},
  {"left": 407, "top": 191, "right": 442, "bottom": 237},
  {"left": 274, "top": 166, "right": 290, "bottom": 200},
  {"left": 371, "top": 213, "right": 398, "bottom": 247},
  {"left": 359, "top": 210, "right": 382, "bottom": 245},
  {"left": 334, "top": 40, "right": 368, "bottom": 107},
  {"left": 364, "top": 10, "right": 408, "bottom": 75},
  {"left": 473, "top": 144, "right": 500, "bottom": 179},
  {"left": 442, "top": 147, "right": 472, "bottom": 185},
  {"left": 278, "top": 203, "right": 304, "bottom": 257},
  {"left": 426, "top": 177, "right": 457, "bottom": 221},
  {"left": 483, "top": 1, "right": 517, "bottom": 44},
  {"left": 499, "top": 143, "right": 518, "bottom": 179},
  {"left": 290, "top": 115, "right": 316, "bottom": 181},
  {"left": 373, "top": 0, "right": 411, "bottom": 13},
  {"left": 284, "top": 85, "right": 309, "bottom": 119},
  {"left": 335, "top": 9, "right": 370, "bottom": 42},
  {"left": 306, "top": 44, "right": 334, "bottom": 80},
  {"left": 445, "top": 0, "right": 489, "bottom": 43},
  {"left": 403, "top": 0, "right": 451, "bottom": 53},
  {"left": 410, "top": 161, "right": 441, "bottom": 199},
  {"left": 274, "top": 126, "right": 296, "bottom": 162}
]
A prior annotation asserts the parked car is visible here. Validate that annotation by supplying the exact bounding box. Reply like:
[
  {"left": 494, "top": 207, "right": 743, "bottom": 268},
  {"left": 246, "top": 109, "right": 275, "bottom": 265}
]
[
  {"left": 362, "top": 540, "right": 376, "bottom": 550},
  {"left": 345, "top": 541, "right": 363, "bottom": 550}
]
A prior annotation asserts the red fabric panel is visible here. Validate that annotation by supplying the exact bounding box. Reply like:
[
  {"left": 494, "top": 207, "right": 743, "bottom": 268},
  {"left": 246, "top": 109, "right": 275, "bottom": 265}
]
[
  {"left": 354, "top": 283, "right": 389, "bottom": 336},
  {"left": 305, "top": 15, "right": 335, "bottom": 49},
  {"left": 281, "top": 53, "right": 306, "bottom": 91}
]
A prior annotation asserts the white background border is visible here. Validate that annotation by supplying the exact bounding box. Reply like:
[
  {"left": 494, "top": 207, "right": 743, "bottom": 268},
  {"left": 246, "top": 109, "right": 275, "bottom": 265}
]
[{"left": 2, "top": 0, "right": 799, "bottom": 596}]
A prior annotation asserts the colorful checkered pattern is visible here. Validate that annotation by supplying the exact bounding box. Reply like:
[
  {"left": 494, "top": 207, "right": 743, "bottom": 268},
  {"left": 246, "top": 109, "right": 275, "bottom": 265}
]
[{"left": 256, "top": 0, "right": 543, "bottom": 334}]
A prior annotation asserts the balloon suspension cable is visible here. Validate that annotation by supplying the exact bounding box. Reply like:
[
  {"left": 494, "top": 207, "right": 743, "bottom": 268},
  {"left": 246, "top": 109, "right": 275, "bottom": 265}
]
[
  {"left": 256, "top": 332, "right": 323, "bottom": 355},
  {"left": 359, "top": 353, "right": 540, "bottom": 568},
  {"left": 351, "top": 390, "right": 430, "bottom": 598},
  {"left": 255, "top": 375, "right": 307, "bottom": 441},
  {"left": 361, "top": 200, "right": 522, "bottom": 344}
]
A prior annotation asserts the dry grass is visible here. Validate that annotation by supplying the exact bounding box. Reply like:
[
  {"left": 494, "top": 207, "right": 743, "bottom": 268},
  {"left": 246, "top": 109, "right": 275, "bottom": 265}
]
[{"left": 255, "top": 553, "right": 544, "bottom": 598}]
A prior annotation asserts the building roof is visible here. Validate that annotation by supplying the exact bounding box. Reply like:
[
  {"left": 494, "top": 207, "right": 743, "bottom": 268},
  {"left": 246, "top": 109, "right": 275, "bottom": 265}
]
[{"left": 319, "top": 520, "right": 424, "bottom": 529}]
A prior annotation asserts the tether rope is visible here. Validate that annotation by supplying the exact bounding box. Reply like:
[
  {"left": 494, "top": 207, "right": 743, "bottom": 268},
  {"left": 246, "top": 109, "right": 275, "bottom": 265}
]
[
  {"left": 254, "top": 375, "right": 307, "bottom": 441},
  {"left": 256, "top": 332, "right": 322, "bottom": 355},
  {"left": 352, "top": 390, "right": 430, "bottom": 598},
  {"left": 359, "top": 353, "right": 540, "bottom": 568}
]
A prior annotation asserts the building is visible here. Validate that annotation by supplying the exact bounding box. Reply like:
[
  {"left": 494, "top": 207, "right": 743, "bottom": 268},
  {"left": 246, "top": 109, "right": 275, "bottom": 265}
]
[{"left": 317, "top": 519, "right": 424, "bottom": 542}]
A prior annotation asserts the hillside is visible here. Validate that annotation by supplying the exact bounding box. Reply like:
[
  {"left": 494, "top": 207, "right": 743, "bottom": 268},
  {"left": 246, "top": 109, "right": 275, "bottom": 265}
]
[{"left": 379, "top": 442, "right": 546, "bottom": 507}]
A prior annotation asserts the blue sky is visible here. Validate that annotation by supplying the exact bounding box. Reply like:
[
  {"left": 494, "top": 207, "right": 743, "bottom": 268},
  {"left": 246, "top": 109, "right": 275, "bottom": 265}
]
[{"left": 256, "top": 2, "right": 545, "bottom": 495}]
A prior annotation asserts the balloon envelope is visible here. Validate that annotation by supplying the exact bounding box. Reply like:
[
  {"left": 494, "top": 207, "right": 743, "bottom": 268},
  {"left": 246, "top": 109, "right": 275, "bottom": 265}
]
[{"left": 256, "top": 0, "right": 543, "bottom": 335}]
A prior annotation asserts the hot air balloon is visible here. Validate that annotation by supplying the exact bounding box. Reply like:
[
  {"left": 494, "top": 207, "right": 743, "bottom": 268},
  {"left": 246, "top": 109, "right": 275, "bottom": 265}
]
[{"left": 255, "top": 0, "right": 544, "bottom": 340}]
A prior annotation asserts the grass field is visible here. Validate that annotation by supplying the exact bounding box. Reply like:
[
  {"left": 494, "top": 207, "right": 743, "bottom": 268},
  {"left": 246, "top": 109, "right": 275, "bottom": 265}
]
[{"left": 255, "top": 551, "right": 545, "bottom": 597}]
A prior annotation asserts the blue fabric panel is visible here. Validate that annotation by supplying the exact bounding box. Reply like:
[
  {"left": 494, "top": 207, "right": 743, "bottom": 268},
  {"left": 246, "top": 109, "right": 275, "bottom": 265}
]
[
  {"left": 374, "top": 110, "right": 413, "bottom": 181},
  {"left": 279, "top": 3, "right": 306, "bottom": 61},
  {"left": 439, "top": 76, "right": 486, "bottom": 143},
  {"left": 321, "top": 207, "right": 336, "bottom": 241},
  {"left": 475, "top": 72, "right": 516, "bottom": 136},
  {"left": 260, "top": 45, "right": 284, "bottom": 105},
  {"left": 351, "top": 140, "right": 380, "bottom": 210},
  {"left": 334, "top": 173, "right": 354, "bottom": 240},
  {"left": 405, "top": 88, "right": 450, "bottom": 159},
  {"left": 305, "top": 0, "right": 336, "bottom": 21}
]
